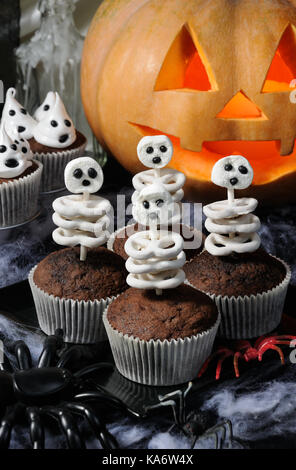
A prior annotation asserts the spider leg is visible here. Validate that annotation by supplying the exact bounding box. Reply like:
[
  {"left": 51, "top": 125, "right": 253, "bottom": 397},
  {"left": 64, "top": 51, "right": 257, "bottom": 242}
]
[
  {"left": 56, "top": 346, "right": 89, "bottom": 370},
  {"left": 198, "top": 348, "right": 233, "bottom": 379},
  {"left": 64, "top": 402, "right": 119, "bottom": 450},
  {"left": 26, "top": 407, "right": 45, "bottom": 449},
  {"left": 45, "top": 407, "right": 85, "bottom": 449},
  {"left": 0, "top": 353, "right": 13, "bottom": 373},
  {"left": 74, "top": 362, "right": 114, "bottom": 380},
  {"left": 74, "top": 391, "right": 141, "bottom": 418},
  {"left": 0, "top": 403, "right": 23, "bottom": 449},
  {"left": 258, "top": 344, "right": 285, "bottom": 364},
  {"left": 233, "top": 352, "right": 243, "bottom": 378},
  {"left": 216, "top": 351, "right": 235, "bottom": 379},
  {"left": 14, "top": 341, "right": 32, "bottom": 370},
  {"left": 38, "top": 331, "right": 63, "bottom": 368}
]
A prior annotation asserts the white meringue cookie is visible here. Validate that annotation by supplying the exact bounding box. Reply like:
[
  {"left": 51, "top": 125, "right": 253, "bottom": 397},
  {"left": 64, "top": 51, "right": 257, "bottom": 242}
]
[
  {"left": 0, "top": 125, "right": 32, "bottom": 178},
  {"left": 33, "top": 92, "right": 76, "bottom": 148},
  {"left": 1, "top": 88, "right": 37, "bottom": 140}
]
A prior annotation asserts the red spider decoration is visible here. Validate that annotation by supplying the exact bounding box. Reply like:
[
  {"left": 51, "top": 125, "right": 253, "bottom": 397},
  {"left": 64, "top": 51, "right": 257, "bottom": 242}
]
[{"left": 198, "top": 335, "right": 296, "bottom": 380}]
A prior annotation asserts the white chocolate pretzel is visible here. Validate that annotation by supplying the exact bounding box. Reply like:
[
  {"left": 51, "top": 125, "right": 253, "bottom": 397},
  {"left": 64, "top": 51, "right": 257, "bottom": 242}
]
[
  {"left": 125, "top": 230, "right": 185, "bottom": 290},
  {"left": 133, "top": 168, "right": 185, "bottom": 202}
]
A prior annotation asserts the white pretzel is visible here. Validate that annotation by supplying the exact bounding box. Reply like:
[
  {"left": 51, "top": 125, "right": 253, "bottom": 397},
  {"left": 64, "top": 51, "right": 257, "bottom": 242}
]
[
  {"left": 52, "top": 228, "right": 109, "bottom": 249},
  {"left": 132, "top": 169, "right": 185, "bottom": 202},
  {"left": 205, "top": 213, "right": 261, "bottom": 235},
  {"left": 205, "top": 232, "right": 261, "bottom": 256},
  {"left": 53, "top": 195, "right": 111, "bottom": 219},
  {"left": 125, "top": 230, "right": 185, "bottom": 290},
  {"left": 203, "top": 198, "right": 258, "bottom": 219}
]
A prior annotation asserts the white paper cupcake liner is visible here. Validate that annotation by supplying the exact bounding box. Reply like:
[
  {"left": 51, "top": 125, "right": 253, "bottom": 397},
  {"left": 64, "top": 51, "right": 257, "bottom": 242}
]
[
  {"left": 29, "top": 265, "right": 116, "bottom": 344},
  {"left": 103, "top": 304, "right": 220, "bottom": 386},
  {"left": 107, "top": 223, "right": 203, "bottom": 255},
  {"left": 0, "top": 160, "right": 42, "bottom": 228},
  {"left": 33, "top": 140, "right": 86, "bottom": 193},
  {"left": 186, "top": 256, "right": 291, "bottom": 339}
]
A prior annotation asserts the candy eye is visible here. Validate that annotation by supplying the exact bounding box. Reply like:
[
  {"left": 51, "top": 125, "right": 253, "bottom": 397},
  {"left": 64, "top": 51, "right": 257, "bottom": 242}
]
[
  {"left": 5, "top": 158, "right": 19, "bottom": 168},
  {"left": 43, "top": 105, "right": 50, "bottom": 111},
  {"left": 59, "top": 134, "right": 68, "bottom": 143},
  {"left": 14, "top": 140, "right": 19, "bottom": 144},
  {"left": 51, "top": 120, "right": 58, "bottom": 127},
  {"left": 0, "top": 145, "right": 7, "bottom": 153},
  {"left": 160, "top": 145, "right": 167, "bottom": 153},
  {"left": 18, "top": 126, "right": 25, "bottom": 133},
  {"left": 64, "top": 119, "right": 71, "bottom": 127},
  {"left": 73, "top": 168, "right": 83, "bottom": 179},
  {"left": 224, "top": 163, "right": 233, "bottom": 171},
  {"left": 9, "top": 110, "right": 16, "bottom": 116},
  {"left": 10, "top": 144, "right": 17, "bottom": 151},
  {"left": 22, "top": 147, "right": 28, "bottom": 153},
  {"left": 146, "top": 146, "right": 154, "bottom": 154},
  {"left": 153, "top": 156, "right": 161, "bottom": 164},
  {"left": 143, "top": 200, "right": 150, "bottom": 209},
  {"left": 88, "top": 168, "right": 97, "bottom": 178},
  {"left": 82, "top": 180, "right": 90, "bottom": 186},
  {"left": 156, "top": 199, "right": 164, "bottom": 206},
  {"left": 20, "top": 108, "right": 27, "bottom": 115},
  {"left": 239, "top": 165, "right": 248, "bottom": 174}
]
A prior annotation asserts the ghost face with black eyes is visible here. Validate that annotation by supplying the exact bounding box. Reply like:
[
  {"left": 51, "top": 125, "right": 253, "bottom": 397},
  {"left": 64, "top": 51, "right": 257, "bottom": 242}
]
[
  {"left": 64, "top": 157, "right": 104, "bottom": 194},
  {"left": 132, "top": 183, "right": 179, "bottom": 226},
  {"left": 211, "top": 155, "right": 254, "bottom": 190},
  {"left": 137, "top": 135, "right": 173, "bottom": 169},
  {"left": 0, "top": 125, "right": 32, "bottom": 178},
  {"left": 33, "top": 92, "right": 76, "bottom": 148},
  {"left": 1, "top": 88, "right": 37, "bottom": 140}
]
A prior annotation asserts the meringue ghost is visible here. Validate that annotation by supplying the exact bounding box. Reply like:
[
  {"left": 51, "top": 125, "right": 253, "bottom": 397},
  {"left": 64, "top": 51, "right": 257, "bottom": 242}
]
[
  {"left": 1, "top": 88, "right": 37, "bottom": 140},
  {"left": 33, "top": 92, "right": 76, "bottom": 148},
  {"left": 0, "top": 124, "right": 32, "bottom": 178}
]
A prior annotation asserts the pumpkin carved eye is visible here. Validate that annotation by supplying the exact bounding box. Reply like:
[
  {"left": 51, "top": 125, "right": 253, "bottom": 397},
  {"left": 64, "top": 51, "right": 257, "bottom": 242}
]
[{"left": 154, "top": 24, "right": 217, "bottom": 92}]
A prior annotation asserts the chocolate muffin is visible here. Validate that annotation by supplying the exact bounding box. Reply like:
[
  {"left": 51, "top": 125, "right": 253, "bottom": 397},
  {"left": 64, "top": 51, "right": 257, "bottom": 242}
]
[
  {"left": 103, "top": 285, "right": 220, "bottom": 386},
  {"left": 109, "top": 223, "right": 205, "bottom": 262},
  {"left": 107, "top": 285, "right": 218, "bottom": 341},
  {"left": 0, "top": 161, "right": 39, "bottom": 184},
  {"left": 29, "top": 247, "right": 129, "bottom": 344},
  {"left": 184, "top": 248, "right": 286, "bottom": 297},
  {"left": 33, "top": 246, "right": 128, "bottom": 301},
  {"left": 28, "top": 130, "right": 86, "bottom": 155}
]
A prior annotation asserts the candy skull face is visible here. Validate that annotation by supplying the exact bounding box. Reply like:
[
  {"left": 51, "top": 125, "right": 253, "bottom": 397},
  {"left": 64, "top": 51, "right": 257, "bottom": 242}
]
[
  {"left": 0, "top": 126, "right": 32, "bottom": 178},
  {"left": 132, "top": 183, "right": 178, "bottom": 226},
  {"left": 33, "top": 92, "right": 76, "bottom": 148},
  {"left": 211, "top": 155, "right": 254, "bottom": 190},
  {"left": 2, "top": 88, "right": 37, "bottom": 140},
  {"left": 137, "top": 135, "right": 173, "bottom": 169},
  {"left": 64, "top": 157, "right": 104, "bottom": 194}
]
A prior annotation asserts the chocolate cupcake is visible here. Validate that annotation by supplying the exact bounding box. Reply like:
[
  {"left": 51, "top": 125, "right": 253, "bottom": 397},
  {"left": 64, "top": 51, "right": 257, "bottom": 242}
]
[
  {"left": 104, "top": 285, "right": 219, "bottom": 386},
  {"left": 0, "top": 123, "right": 42, "bottom": 227},
  {"left": 30, "top": 91, "right": 86, "bottom": 192},
  {"left": 29, "top": 157, "right": 123, "bottom": 343},
  {"left": 108, "top": 223, "right": 205, "bottom": 262},
  {"left": 104, "top": 135, "right": 220, "bottom": 385},
  {"left": 185, "top": 155, "right": 291, "bottom": 339},
  {"left": 29, "top": 246, "right": 128, "bottom": 344}
]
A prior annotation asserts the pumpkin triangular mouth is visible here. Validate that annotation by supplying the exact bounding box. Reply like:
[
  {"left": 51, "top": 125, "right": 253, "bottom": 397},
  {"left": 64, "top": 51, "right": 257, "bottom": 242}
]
[
  {"left": 154, "top": 24, "right": 217, "bottom": 92},
  {"left": 216, "top": 91, "right": 268, "bottom": 120}
]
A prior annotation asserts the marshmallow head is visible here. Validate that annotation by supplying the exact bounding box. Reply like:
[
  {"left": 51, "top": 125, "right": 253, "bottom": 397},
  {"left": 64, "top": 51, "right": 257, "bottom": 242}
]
[
  {"left": 132, "top": 183, "right": 176, "bottom": 226},
  {"left": 211, "top": 155, "right": 254, "bottom": 190},
  {"left": 137, "top": 135, "right": 173, "bottom": 169},
  {"left": 65, "top": 157, "right": 104, "bottom": 194}
]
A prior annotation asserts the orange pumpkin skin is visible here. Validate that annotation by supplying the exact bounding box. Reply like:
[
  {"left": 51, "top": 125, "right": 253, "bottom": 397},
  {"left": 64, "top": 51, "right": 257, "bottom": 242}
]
[{"left": 81, "top": 0, "right": 296, "bottom": 204}]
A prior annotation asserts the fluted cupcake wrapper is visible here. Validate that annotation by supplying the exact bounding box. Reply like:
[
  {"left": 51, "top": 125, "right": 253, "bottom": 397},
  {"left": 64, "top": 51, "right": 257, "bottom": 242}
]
[
  {"left": 33, "top": 140, "right": 87, "bottom": 193},
  {"left": 29, "top": 266, "right": 117, "bottom": 344},
  {"left": 186, "top": 256, "right": 291, "bottom": 339},
  {"left": 0, "top": 160, "right": 42, "bottom": 228},
  {"left": 103, "top": 305, "right": 220, "bottom": 386}
]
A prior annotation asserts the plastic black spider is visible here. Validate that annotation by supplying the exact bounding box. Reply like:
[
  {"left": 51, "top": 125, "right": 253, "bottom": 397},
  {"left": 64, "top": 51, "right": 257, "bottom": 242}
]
[{"left": 0, "top": 330, "right": 136, "bottom": 449}]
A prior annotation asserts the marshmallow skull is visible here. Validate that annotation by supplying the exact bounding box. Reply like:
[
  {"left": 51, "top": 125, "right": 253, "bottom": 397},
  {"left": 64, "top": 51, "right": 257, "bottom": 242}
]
[
  {"left": 65, "top": 157, "right": 104, "bottom": 194},
  {"left": 0, "top": 125, "right": 32, "bottom": 178},
  {"left": 33, "top": 92, "right": 76, "bottom": 148},
  {"left": 212, "top": 155, "right": 254, "bottom": 190},
  {"left": 137, "top": 135, "right": 173, "bottom": 169},
  {"left": 132, "top": 183, "right": 179, "bottom": 226},
  {"left": 1, "top": 88, "right": 37, "bottom": 140}
]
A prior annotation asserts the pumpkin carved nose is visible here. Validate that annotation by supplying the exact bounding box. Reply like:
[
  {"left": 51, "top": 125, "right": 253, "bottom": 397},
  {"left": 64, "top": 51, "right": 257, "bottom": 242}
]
[{"left": 216, "top": 91, "right": 267, "bottom": 120}]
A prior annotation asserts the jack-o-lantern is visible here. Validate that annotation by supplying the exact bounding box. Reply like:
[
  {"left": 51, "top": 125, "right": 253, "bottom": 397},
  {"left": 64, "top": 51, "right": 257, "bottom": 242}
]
[{"left": 81, "top": 0, "right": 296, "bottom": 204}]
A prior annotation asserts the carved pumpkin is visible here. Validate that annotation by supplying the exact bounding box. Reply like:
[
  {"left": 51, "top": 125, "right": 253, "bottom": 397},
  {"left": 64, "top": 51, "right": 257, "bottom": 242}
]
[{"left": 81, "top": 0, "right": 296, "bottom": 204}]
